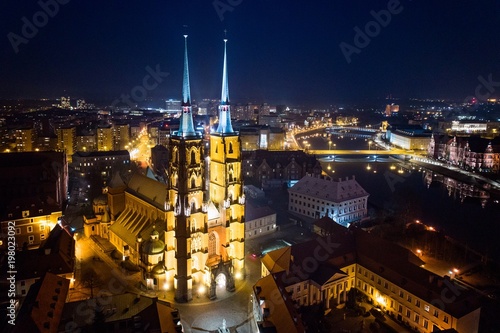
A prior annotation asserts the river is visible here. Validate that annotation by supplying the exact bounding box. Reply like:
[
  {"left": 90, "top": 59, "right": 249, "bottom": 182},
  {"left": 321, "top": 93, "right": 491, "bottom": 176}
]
[{"left": 295, "top": 131, "right": 500, "bottom": 261}]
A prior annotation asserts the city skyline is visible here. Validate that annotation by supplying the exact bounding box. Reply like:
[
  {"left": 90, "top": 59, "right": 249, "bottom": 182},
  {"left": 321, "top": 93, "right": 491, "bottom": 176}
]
[{"left": 1, "top": 1, "right": 500, "bottom": 106}]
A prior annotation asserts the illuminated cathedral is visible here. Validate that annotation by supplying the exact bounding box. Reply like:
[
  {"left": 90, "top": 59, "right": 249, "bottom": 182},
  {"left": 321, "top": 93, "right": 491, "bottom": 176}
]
[{"left": 102, "top": 36, "right": 245, "bottom": 302}]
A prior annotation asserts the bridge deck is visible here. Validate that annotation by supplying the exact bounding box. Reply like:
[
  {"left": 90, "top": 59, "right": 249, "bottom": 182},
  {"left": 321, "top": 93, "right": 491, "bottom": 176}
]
[{"left": 309, "top": 149, "right": 410, "bottom": 155}]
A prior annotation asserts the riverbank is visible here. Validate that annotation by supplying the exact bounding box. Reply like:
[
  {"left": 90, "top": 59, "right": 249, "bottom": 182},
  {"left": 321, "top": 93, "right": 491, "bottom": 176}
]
[{"left": 409, "top": 158, "right": 500, "bottom": 198}]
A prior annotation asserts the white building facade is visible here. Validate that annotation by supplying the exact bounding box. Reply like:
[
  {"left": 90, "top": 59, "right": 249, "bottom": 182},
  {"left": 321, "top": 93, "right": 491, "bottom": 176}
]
[
  {"left": 244, "top": 202, "right": 277, "bottom": 239},
  {"left": 288, "top": 174, "right": 369, "bottom": 227}
]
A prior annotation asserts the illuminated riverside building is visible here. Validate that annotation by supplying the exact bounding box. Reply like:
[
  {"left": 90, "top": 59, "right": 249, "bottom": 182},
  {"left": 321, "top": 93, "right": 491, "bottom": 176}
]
[
  {"left": 388, "top": 128, "right": 432, "bottom": 150},
  {"left": 104, "top": 36, "right": 245, "bottom": 302},
  {"left": 436, "top": 121, "right": 500, "bottom": 138},
  {"left": 257, "top": 219, "right": 481, "bottom": 333},
  {"left": 428, "top": 136, "right": 500, "bottom": 172},
  {"left": 288, "top": 174, "right": 369, "bottom": 227}
]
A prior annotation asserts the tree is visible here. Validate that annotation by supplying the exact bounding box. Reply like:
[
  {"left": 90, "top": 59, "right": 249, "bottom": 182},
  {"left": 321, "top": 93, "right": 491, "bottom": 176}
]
[{"left": 80, "top": 266, "right": 103, "bottom": 299}]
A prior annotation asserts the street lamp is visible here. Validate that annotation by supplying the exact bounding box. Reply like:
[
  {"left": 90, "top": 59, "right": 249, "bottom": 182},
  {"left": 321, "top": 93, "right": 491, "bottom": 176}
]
[{"left": 368, "top": 140, "right": 372, "bottom": 150}]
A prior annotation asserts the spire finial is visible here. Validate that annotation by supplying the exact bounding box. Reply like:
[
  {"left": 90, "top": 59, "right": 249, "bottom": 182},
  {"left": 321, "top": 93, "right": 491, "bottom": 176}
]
[
  {"left": 176, "top": 34, "right": 198, "bottom": 137},
  {"left": 216, "top": 36, "right": 234, "bottom": 134}
]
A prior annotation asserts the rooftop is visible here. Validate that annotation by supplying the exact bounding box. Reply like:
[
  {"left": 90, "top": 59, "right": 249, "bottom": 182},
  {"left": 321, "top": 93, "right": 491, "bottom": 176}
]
[{"left": 289, "top": 174, "right": 369, "bottom": 202}]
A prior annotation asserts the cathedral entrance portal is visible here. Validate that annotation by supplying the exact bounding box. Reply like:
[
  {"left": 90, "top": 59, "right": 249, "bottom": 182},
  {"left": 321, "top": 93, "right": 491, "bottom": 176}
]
[
  {"left": 208, "top": 258, "right": 235, "bottom": 300},
  {"left": 216, "top": 273, "right": 226, "bottom": 287}
]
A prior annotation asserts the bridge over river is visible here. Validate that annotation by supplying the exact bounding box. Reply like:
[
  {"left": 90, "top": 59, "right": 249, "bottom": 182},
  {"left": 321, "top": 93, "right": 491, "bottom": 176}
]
[{"left": 308, "top": 149, "right": 411, "bottom": 156}]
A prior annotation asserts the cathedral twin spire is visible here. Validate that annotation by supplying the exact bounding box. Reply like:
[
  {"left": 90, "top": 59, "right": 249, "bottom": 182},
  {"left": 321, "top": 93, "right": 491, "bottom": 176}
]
[
  {"left": 177, "top": 35, "right": 198, "bottom": 138},
  {"left": 176, "top": 35, "right": 234, "bottom": 137},
  {"left": 216, "top": 38, "right": 234, "bottom": 134}
]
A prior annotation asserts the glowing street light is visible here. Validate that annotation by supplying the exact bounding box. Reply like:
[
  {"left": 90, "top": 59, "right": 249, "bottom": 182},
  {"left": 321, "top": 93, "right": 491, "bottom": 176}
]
[{"left": 198, "top": 285, "right": 206, "bottom": 297}]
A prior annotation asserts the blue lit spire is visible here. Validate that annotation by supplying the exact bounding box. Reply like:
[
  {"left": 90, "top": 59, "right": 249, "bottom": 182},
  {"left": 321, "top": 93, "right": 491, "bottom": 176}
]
[
  {"left": 216, "top": 38, "right": 234, "bottom": 134},
  {"left": 177, "top": 35, "right": 197, "bottom": 137}
]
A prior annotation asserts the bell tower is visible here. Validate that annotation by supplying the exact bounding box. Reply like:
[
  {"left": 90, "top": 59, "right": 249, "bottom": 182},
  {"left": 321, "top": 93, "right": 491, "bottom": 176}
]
[
  {"left": 168, "top": 35, "right": 205, "bottom": 302},
  {"left": 209, "top": 38, "right": 245, "bottom": 279}
]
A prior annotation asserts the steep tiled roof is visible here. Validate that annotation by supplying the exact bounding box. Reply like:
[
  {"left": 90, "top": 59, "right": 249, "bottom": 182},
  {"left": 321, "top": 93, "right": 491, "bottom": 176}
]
[
  {"left": 261, "top": 246, "right": 291, "bottom": 274},
  {"left": 14, "top": 224, "right": 74, "bottom": 280},
  {"left": 289, "top": 174, "right": 368, "bottom": 202},
  {"left": 126, "top": 173, "right": 168, "bottom": 210},
  {"left": 109, "top": 207, "right": 165, "bottom": 248},
  {"left": 253, "top": 274, "right": 306, "bottom": 333},
  {"left": 14, "top": 272, "right": 70, "bottom": 333},
  {"left": 245, "top": 200, "right": 276, "bottom": 221}
]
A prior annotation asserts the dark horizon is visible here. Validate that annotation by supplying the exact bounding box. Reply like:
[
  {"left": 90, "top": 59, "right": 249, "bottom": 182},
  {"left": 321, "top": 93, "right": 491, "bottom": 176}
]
[{"left": 1, "top": 1, "right": 500, "bottom": 106}]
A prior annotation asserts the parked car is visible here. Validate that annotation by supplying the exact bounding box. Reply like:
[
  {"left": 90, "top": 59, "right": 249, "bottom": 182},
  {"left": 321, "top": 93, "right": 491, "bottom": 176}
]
[{"left": 370, "top": 307, "right": 384, "bottom": 318}]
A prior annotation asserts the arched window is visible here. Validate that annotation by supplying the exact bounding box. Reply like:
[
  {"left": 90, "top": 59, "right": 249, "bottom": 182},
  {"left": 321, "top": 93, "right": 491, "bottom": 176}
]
[
  {"left": 191, "top": 233, "right": 201, "bottom": 252},
  {"left": 191, "top": 150, "right": 196, "bottom": 165},
  {"left": 209, "top": 232, "right": 217, "bottom": 257},
  {"left": 228, "top": 142, "right": 233, "bottom": 154},
  {"left": 191, "top": 177, "right": 196, "bottom": 189}
]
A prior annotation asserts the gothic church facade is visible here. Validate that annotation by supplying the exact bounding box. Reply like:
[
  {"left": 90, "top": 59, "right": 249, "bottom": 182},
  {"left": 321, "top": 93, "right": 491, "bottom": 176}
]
[{"left": 106, "top": 36, "right": 245, "bottom": 302}]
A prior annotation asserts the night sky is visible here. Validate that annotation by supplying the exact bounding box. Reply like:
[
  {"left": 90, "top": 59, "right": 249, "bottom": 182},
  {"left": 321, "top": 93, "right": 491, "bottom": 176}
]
[{"left": 1, "top": 0, "right": 500, "bottom": 106}]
